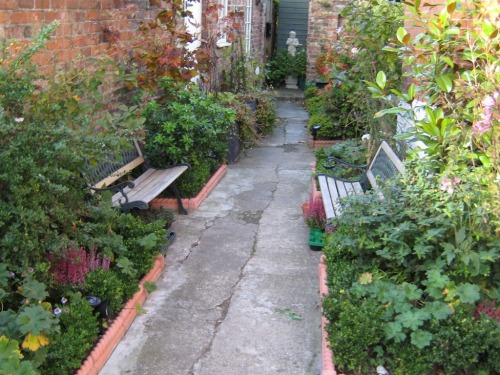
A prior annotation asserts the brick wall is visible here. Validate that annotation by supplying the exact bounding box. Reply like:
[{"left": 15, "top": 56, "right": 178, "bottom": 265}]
[
  {"left": 0, "top": 0, "right": 158, "bottom": 74},
  {"left": 306, "top": 0, "right": 347, "bottom": 81}
]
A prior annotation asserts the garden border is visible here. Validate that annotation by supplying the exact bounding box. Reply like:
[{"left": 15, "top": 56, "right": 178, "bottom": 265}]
[
  {"left": 319, "top": 254, "right": 344, "bottom": 375},
  {"left": 151, "top": 164, "right": 228, "bottom": 211},
  {"left": 76, "top": 254, "right": 166, "bottom": 375}
]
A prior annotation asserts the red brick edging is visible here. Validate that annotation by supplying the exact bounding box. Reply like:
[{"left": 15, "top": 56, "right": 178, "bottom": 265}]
[
  {"left": 76, "top": 254, "right": 166, "bottom": 375},
  {"left": 308, "top": 135, "right": 345, "bottom": 149},
  {"left": 319, "top": 254, "right": 338, "bottom": 375},
  {"left": 150, "top": 164, "right": 228, "bottom": 211}
]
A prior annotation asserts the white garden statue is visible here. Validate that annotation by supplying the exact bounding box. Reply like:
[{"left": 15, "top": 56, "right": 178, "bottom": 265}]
[
  {"left": 286, "top": 30, "right": 301, "bottom": 56},
  {"left": 285, "top": 30, "right": 301, "bottom": 89}
]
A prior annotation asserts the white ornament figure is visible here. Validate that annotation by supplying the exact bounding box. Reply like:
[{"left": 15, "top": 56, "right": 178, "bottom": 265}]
[{"left": 286, "top": 30, "right": 300, "bottom": 56}]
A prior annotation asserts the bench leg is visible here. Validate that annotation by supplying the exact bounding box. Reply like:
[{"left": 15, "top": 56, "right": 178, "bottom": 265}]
[{"left": 170, "top": 182, "right": 188, "bottom": 215}]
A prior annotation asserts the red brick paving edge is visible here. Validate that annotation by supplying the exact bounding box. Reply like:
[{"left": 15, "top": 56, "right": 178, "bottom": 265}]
[
  {"left": 76, "top": 254, "right": 166, "bottom": 375},
  {"left": 319, "top": 254, "right": 338, "bottom": 375},
  {"left": 151, "top": 164, "right": 228, "bottom": 211}
]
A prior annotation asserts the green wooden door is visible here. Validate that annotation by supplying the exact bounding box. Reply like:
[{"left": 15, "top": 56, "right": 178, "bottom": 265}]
[{"left": 276, "top": 0, "right": 309, "bottom": 53}]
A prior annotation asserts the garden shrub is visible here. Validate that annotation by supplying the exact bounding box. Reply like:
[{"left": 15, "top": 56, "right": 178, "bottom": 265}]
[
  {"left": 142, "top": 82, "right": 236, "bottom": 198},
  {"left": 322, "top": 2, "right": 500, "bottom": 373},
  {"left": 254, "top": 91, "right": 277, "bottom": 135},
  {"left": 322, "top": 156, "right": 499, "bottom": 374},
  {"left": 0, "top": 23, "right": 168, "bottom": 373},
  {"left": 326, "top": 298, "right": 385, "bottom": 373},
  {"left": 117, "top": 213, "right": 167, "bottom": 278},
  {"left": 265, "top": 48, "right": 306, "bottom": 88},
  {"left": 40, "top": 293, "right": 99, "bottom": 375},
  {"left": 84, "top": 269, "right": 138, "bottom": 318}
]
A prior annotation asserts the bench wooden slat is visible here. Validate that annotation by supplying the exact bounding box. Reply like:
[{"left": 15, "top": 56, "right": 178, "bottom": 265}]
[
  {"left": 112, "top": 166, "right": 189, "bottom": 206},
  {"left": 95, "top": 156, "right": 145, "bottom": 189},
  {"left": 318, "top": 175, "right": 363, "bottom": 219}
]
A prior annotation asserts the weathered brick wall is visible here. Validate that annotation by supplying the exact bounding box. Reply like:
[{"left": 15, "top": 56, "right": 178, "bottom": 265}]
[
  {"left": 250, "top": 1, "right": 265, "bottom": 65},
  {"left": 0, "top": 0, "right": 157, "bottom": 73},
  {"left": 306, "top": 0, "right": 347, "bottom": 81}
]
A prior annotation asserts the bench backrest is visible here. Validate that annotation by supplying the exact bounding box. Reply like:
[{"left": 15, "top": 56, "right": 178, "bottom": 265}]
[
  {"left": 84, "top": 141, "right": 145, "bottom": 188},
  {"left": 365, "top": 141, "right": 404, "bottom": 190}
]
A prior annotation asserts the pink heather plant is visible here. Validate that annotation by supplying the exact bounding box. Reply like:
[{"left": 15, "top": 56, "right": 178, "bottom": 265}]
[
  {"left": 306, "top": 192, "right": 326, "bottom": 230},
  {"left": 49, "top": 244, "right": 110, "bottom": 285}
]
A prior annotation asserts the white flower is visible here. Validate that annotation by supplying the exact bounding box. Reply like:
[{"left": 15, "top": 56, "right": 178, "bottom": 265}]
[
  {"left": 361, "top": 134, "right": 371, "bottom": 142},
  {"left": 14, "top": 117, "right": 24, "bottom": 123},
  {"left": 336, "top": 26, "right": 343, "bottom": 34},
  {"left": 351, "top": 47, "right": 359, "bottom": 55}
]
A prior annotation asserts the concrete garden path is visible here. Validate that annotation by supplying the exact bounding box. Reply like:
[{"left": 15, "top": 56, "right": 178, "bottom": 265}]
[{"left": 99, "top": 90, "right": 323, "bottom": 375}]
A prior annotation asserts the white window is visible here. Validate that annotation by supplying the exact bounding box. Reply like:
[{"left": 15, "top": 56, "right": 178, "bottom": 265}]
[
  {"left": 217, "top": 0, "right": 231, "bottom": 47},
  {"left": 217, "top": 0, "right": 252, "bottom": 52}
]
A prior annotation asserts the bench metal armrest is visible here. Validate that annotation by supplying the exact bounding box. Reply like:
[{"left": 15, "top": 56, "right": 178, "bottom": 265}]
[
  {"left": 324, "top": 155, "right": 368, "bottom": 170},
  {"left": 89, "top": 181, "right": 135, "bottom": 204}
]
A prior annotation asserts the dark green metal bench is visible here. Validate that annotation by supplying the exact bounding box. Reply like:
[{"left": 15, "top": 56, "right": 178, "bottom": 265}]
[
  {"left": 317, "top": 141, "right": 404, "bottom": 219},
  {"left": 83, "top": 141, "right": 190, "bottom": 214}
]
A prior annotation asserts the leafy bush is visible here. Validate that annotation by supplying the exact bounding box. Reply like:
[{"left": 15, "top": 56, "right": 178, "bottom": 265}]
[
  {"left": 142, "top": 82, "right": 236, "bottom": 197},
  {"left": 40, "top": 293, "right": 99, "bottom": 375},
  {"left": 322, "top": 156, "right": 499, "bottom": 374},
  {"left": 326, "top": 298, "right": 385, "bottom": 373},
  {"left": 254, "top": 91, "right": 277, "bottom": 135},
  {"left": 84, "top": 269, "right": 138, "bottom": 318},
  {"left": 265, "top": 48, "right": 306, "bottom": 87},
  {"left": 0, "top": 264, "right": 59, "bottom": 373},
  {"left": 116, "top": 213, "right": 167, "bottom": 278},
  {"left": 0, "top": 23, "right": 166, "bottom": 373}
]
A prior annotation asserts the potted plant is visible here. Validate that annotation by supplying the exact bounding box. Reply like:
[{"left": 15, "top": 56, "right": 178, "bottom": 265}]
[
  {"left": 265, "top": 48, "right": 307, "bottom": 89},
  {"left": 304, "top": 193, "right": 327, "bottom": 250}
]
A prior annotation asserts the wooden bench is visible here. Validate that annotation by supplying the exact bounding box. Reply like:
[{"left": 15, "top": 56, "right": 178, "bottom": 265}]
[
  {"left": 317, "top": 141, "right": 404, "bottom": 219},
  {"left": 83, "top": 141, "right": 190, "bottom": 214}
]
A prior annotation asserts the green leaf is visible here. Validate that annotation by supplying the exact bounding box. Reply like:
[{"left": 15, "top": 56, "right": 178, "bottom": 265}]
[
  {"left": 397, "top": 309, "right": 429, "bottom": 330},
  {"left": 411, "top": 329, "right": 433, "bottom": 349},
  {"left": 456, "top": 283, "right": 480, "bottom": 304},
  {"left": 396, "top": 27, "right": 409, "bottom": 44},
  {"left": 375, "top": 107, "right": 408, "bottom": 118},
  {"left": 15, "top": 306, "right": 54, "bottom": 336},
  {"left": 425, "top": 270, "right": 449, "bottom": 288},
  {"left": 423, "top": 301, "right": 452, "bottom": 320},
  {"left": 138, "top": 233, "right": 159, "bottom": 250},
  {"left": 376, "top": 71, "right": 387, "bottom": 89},
  {"left": 407, "top": 83, "right": 416, "bottom": 100},
  {"left": 0, "top": 264, "right": 10, "bottom": 288},
  {"left": 384, "top": 321, "right": 405, "bottom": 342},
  {"left": 440, "top": 56, "right": 455, "bottom": 68},
  {"left": 0, "top": 336, "right": 36, "bottom": 375},
  {"left": 435, "top": 75, "right": 453, "bottom": 93},
  {"left": 401, "top": 283, "right": 422, "bottom": 301},
  {"left": 481, "top": 20, "right": 496, "bottom": 38},
  {"left": 116, "top": 257, "right": 137, "bottom": 277},
  {"left": 21, "top": 279, "right": 48, "bottom": 302}
]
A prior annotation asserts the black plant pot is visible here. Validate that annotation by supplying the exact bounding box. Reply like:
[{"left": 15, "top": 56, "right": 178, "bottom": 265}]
[
  {"left": 160, "top": 227, "right": 177, "bottom": 254},
  {"left": 227, "top": 121, "right": 241, "bottom": 164}
]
